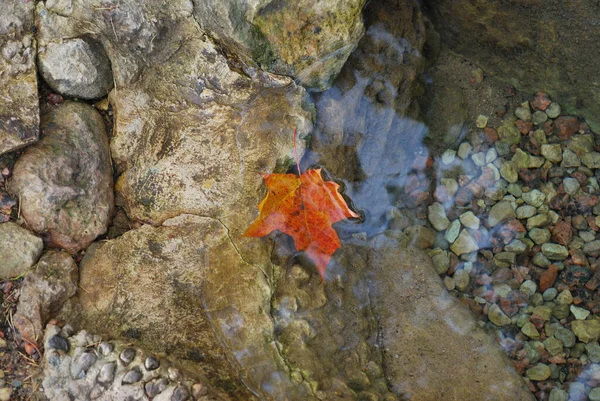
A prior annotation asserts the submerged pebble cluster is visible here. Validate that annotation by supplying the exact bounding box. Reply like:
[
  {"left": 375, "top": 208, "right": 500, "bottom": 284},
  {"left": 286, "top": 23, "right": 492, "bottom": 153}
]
[{"left": 401, "top": 92, "right": 600, "bottom": 400}]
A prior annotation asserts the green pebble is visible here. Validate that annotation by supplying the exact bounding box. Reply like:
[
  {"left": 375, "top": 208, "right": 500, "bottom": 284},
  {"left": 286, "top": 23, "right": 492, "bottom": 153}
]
[
  {"left": 586, "top": 342, "right": 600, "bottom": 363},
  {"left": 549, "top": 388, "right": 568, "bottom": 401},
  {"left": 522, "top": 322, "right": 540, "bottom": 339},
  {"left": 546, "top": 102, "right": 561, "bottom": 119},
  {"left": 526, "top": 363, "right": 551, "bottom": 381},
  {"left": 533, "top": 305, "right": 553, "bottom": 321},
  {"left": 554, "top": 326, "right": 576, "bottom": 347},
  {"left": 571, "top": 342, "right": 586, "bottom": 358},
  {"left": 589, "top": 388, "right": 600, "bottom": 401},
  {"left": 544, "top": 337, "right": 563, "bottom": 356},
  {"left": 532, "top": 110, "right": 548, "bottom": 125},
  {"left": 572, "top": 319, "right": 600, "bottom": 343}
]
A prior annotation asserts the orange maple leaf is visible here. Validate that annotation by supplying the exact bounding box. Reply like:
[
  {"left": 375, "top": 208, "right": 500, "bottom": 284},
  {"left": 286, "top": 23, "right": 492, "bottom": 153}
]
[{"left": 243, "top": 168, "right": 358, "bottom": 279}]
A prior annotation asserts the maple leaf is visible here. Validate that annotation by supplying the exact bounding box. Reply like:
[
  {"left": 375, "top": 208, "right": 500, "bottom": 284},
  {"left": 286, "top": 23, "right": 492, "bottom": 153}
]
[{"left": 243, "top": 168, "right": 358, "bottom": 279}]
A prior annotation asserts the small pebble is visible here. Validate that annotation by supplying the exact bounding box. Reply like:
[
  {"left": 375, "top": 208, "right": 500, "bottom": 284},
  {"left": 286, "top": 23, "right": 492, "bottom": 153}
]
[
  {"left": 98, "top": 342, "right": 114, "bottom": 356},
  {"left": 457, "top": 142, "right": 472, "bottom": 159},
  {"left": 47, "top": 335, "right": 70, "bottom": 352},
  {"left": 571, "top": 305, "right": 591, "bottom": 320},
  {"left": 122, "top": 368, "right": 143, "bottom": 385},
  {"left": 173, "top": 386, "right": 191, "bottom": 401},
  {"left": 546, "top": 102, "right": 561, "bottom": 119},
  {"left": 145, "top": 356, "right": 160, "bottom": 371},
  {"left": 120, "top": 348, "right": 136, "bottom": 365},
  {"left": 476, "top": 115, "right": 488, "bottom": 128},
  {"left": 542, "top": 288, "right": 558, "bottom": 301},
  {"left": 441, "top": 149, "right": 456, "bottom": 165},
  {"left": 532, "top": 110, "right": 548, "bottom": 125}
]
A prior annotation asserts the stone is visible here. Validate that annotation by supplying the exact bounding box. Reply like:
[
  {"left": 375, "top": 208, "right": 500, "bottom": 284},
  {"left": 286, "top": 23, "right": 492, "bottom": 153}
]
[
  {"left": 571, "top": 305, "right": 591, "bottom": 320},
  {"left": 497, "top": 118, "right": 521, "bottom": 146},
  {"left": 98, "top": 342, "right": 113, "bottom": 356},
  {"left": 405, "top": 225, "right": 436, "bottom": 249},
  {"left": 441, "top": 149, "right": 457, "bottom": 165},
  {"left": 569, "top": 383, "right": 587, "bottom": 401},
  {"left": 485, "top": 148, "right": 497, "bottom": 164},
  {"left": 0, "top": 222, "right": 43, "bottom": 279},
  {"left": 38, "top": 37, "right": 113, "bottom": 99},
  {"left": 543, "top": 337, "right": 563, "bottom": 356},
  {"left": 568, "top": 134, "right": 594, "bottom": 155},
  {"left": 119, "top": 348, "right": 136, "bottom": 365},
  {"left": 521, "top": 322, "right": 540, "bottom": 339},
  {"left": 541, "top": 144, "right": 563, "bottom": 163},
  {"left": 488, "top": 304, "right": 511, "bottom": 326},
  {"left": 584, "top": 240, "right": 600, "bottom": 254},
  {"left": 546, "top": 102, "right": 561, "bottom": 118},
  {"left": 193, "top": 0, "right": 366, "bottom": 90},
  {"left": 14, "top": 251, "right": 78, "bottom": 344},
  {"left": 533, "top": 305, "right": 553, "bottom": 321},
  {"left": 587, "top": 343, "right": 600, "bottom": 363},
  {"left": 70, "top": 351, "right": 97, "bottom": 379},
  {"left": 539, "top": 265, "right": 558, "bottom": 291},
  {"left": 541, "top": 243, "right": 569, "bottom": 260},
  {"left": 500, "top": 161, "right": 518, "bottom": 183},
  {"left": 430, "top": 249, "right": 450, "bottom": 275},
  {"left": 554, "top": 116, "right": 580, "bottom": 140},
  {"left": 505, "top": 239, "right": 526, "bottom": 253},
  {"left": 533, "top": 252, "right": 551, "bottom": 267},
  {"left": 554, "top": 326, "right": 576, "bottom": 347},
  {"left": 527, "top": 214, "right": 551, "bottom": 230},
  {"left": 590, "top": 388, "right": 600, "bottom": 401},
  {"left": 515, "top": 102, "right": 532, "bottom": 121},
  {"left": 47, "top": 334, "right": 70, "bottom": 352},
  {"left": 454, "top": 269, "right": 470, "bottom": 291},
  {"left": 522, "top": 189, "right": 545, "bottom": 207},
  {"left": 520, "top": 280, "right": 537, "bottom": 297},
  {"left": 122, "top": 369, "right": 143, "bottom": 385},
  {"left": 444, "top": 219, "right": 461, "bottom": 243},
  {"left": 97, "top": 362, "right": 116, "bottom": 384},
  {"left": 459, "top": 211, "right": 480, "bottom": 229},
  {"left": 488, "top": 201, "right": 516, "bottom": 227},
  {"left": 457, "top": 142, "right": 473, "bottom": 159},
  {"left": 561, "top": 148, "right": 581, "bottom": 168},
  {"left": 471, "top": 152, "right": 486, "bottom": 166},
  {"left": 450, "top": 229, "right": 479, "bottom": 255},
  {"left": 532, "top": 110, "right": 548, "bottom": 125},
  {"left": 428, "top": 202, "right": 451, "bottom": 231},
  {"left": 563, "top": 177, "right": 580, "bottom": 195},
  {"left": 512, "top": 148, "right": 530, "bottom": 168},
  {"left": 572, "top": 319, "right": 600, "bottom": 343},
  {"left": 583, "top": 152, "right": 600, "bottom": 169},
  {"left": 145, "top": 356, "right": 160, "bottom": 371},
  {"left": 529, "top": 228, "right": 551, "bottom": 244},
  {"left": 543, "top": 287, "right": 558, "bottom": 301},
  {"left": 441, "top": 178, "right": 459, "bottom": 197},
  {"left": 526, "top": 363, "right": 551, "bottom": 381},
  {"left": 476, "top": 115, "right": 488, "bottom": 128},
  {"left": 0, "top": 388, "right": 11, "bottom": 401},
  {"left": 557, "top": 290, "right": 573, "bottom": 305},
  {"left": 552, "top": 220, "right": 572, "bottom": 246},
  {"left": 516, "top": 205, "right": 536, "bottom": 219},
  {"left": 9, "top": 102, "right": 113, "bottom": 252},
  {"left": 0, "top": 0, "right": 39, "bottom": 155}
]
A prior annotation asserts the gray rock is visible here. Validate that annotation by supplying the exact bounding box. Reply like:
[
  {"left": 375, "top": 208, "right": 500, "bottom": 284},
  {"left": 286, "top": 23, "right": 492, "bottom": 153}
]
[
  {"left": 0, "top": 222, "right": 43, "bottom": 279},
  {"left": 192, "top": 0, "right": 366, "bottom": 90},
  {"left": 522, "top": 189, "right": 545, "bottom": 207},
  {"left": 532, "top": 110, "right": 548, "bottom": 125},
  {"left": 488, "top": 201, "right": 516, "bottom": 227},
  {"left": 38, "top": 37, "right": 113, "bottom": 99},
  {"left": 541, "top": 144, "right": 563, "bottom": 163},
  {"left": 173, "top": 386, "right": 191, "bottom": 401},
  {"left": 561, "top": 148, "right": 581, "bottom": 167},
  {"left": 47, "top": 335, "right": 70, "bottom": 352},
  {"left": 541, "top": 243, "right": 569, "bottom": 260},
  {"left": 450, "top": 229, "right": 480, "bottom": 255},
  {"left": 554, "top": 326, "right": 576, "bottom": 347},
  {"left": 529, "top": 228, "right": 551, "bottom": 245},
  {"left": 515, "top": 102, "right": 532, "bottom": 121},
  {"left": 14, "top": 251, "right": 78, "bottom": 344},
  {"left": 97, "top": 362, "right": 116, "bottom": 384},
  {"left": 98, "top": 342, "right": 113, "bottom": 356},
  {"left": 500, "top": 161, "right": 519, "bottom": 183},
  {"left": 583, "top": 152, "right": 600, "bottom": 168},
  {"left": 546, "top": 102, "right": 561, "bottom": 118},
  {"left": 584, "top": 240, "right": 600, "bottom": 254},
  {"left": 122, "top": 368, "right": 143, "bottom": 385},
  {"left": 441, "top": 149, "right": 457, "bottom": 165},
  {"left": 543, "top": 287, "right": 558, "bottom": 301},
  {"left": 516, "top": 205, "right": 536, "bottom": 219},
  {"left": 119, "top": 348, "right": 136, "bottom": 365},
  {"left": 70, "top": 351, "right": 97, "bottom": 379},
  {"left": 444, "top": 219, "right": 461, "bottom": 243},
  {"left": 563, "top": 177, "right": 580, "bottom": 195},
  {"left": 0, "top": 0, "right": 39, "bottom": 155},
  {"left": 145, "top": 356, "right": 160, "bottom": 371},
  {"left": 459, "top": 211, "right": 480, "bottom": 229},
  {"left": 428, "top": 202, "right": 451, "bottom": 231},
  {"left": 9, "top": 101, "right": 114, "bottom": 252}
]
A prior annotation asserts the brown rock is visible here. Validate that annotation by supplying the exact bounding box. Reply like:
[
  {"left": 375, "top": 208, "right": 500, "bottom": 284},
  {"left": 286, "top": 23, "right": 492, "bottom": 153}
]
[
  {"left": 551, "top": 220, "right": 572, "bottom": 246},
  {"left": 539, "top": 265, "right": 559, "bottom": 292},
  {"left": 554, "top": 116, "right": 580, "bottom": 140},
  {"left": 483, "top": 127, "right": 499, "bottom": 144},
  {"left": 515, "top": 120, "right": 533, "bottom": 134},
  {"left": 530, "top": 92, "right": 552, "bottom": 111}
]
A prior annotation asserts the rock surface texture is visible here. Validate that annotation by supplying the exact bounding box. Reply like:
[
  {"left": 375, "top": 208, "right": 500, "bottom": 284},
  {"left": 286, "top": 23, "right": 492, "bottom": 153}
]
[
  {"left": 0, "top": 0, "right": 39, "bottom": 154},
  {"left": 193, "top": 0, "right": 366, "bottom": 90},
  {"left": 10, "top": 101, "right": 114, "bottom": 252},
  {"left": 0, "top": 222, "right": 43, "bottom": 279},
  {"left": 425, "top": 0, "right": 600, "bottom": 133}
]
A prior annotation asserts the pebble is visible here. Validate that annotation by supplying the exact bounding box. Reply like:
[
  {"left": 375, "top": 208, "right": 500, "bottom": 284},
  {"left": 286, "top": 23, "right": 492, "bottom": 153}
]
[
  {"left": 583, "top": 240, "right": 600, "bottom": 254},
  {"left": 505, "top": 239, "right": 526, "bottom": 253},
  {"left": 590, "top": 388, "right": 600, "bottom": 401},
  {"left": 546, "top": 102, "right": 562, "bottom": 119},
  {"left": 522, "top": 189, "right": 545, "bottom": 207},
  {"left": 485, "top": 148, "right": 497, "bottom": 164},
  {"left": 122, "top": 368, "right": 143, "bottom": 385},
  {"left": 526, "top": 363, "right": 550, "bottom": 380},
  {"left": 457, "top": 142, "right": 472, "bottom": 159},
  {"left": 0, "top": 388, "right": 11, "bottom": 401},
  {"left": 543, "top": 287, "right": 558, "bottom": 301},
  {"left": 440, "top": 178, "right": 459, "bottom": 196},
  {"left": 520, "top": 280, "right": 537, "bottom": 297},
  {"left": 563, "top": 177, "right": 580, "bottom": 195},
  {"left": 583, "top": 152, "right": 600, "bottom": 169},
  {"left": 459, "top": 211, "right": 480, "bottom": 229},
  {"left": 522, "top": 322, "right": 540, "bottom": 339},
  {"left": 71, "top": 352, "right": 97, "bottom": 378},
  {"left": 512, "top": 148, "right": 530, "bottom": 168},
  {"left": 476, "top": 115, "right": 488, "bottom": 128},
  {"left": 488, "top": 201, "right": 516, "bottom": 227},
  {"left": 556, "top": 290, "right": 573, "bottom": 305},
  {"left": 544, "top": 337, "right": 563, "bottom": 356},
  {"left": 571, "top": 305, "right": 591, "bottom": 320},
  {"left": 444, "top": 220, "right": 461, "bottom": 243},
  {"left": 529, "top": 228, "right": 551, "bottom": 244},
  {"left": 515, "top": 205, "right": 536, "bottom": 219},
  {"left": 98, "top": 342, "right": 114, "bottom": 356},
  {"left": 549, "top": 388, "right": 568, "bottom": 401},
  {"left": 554, "top": 326, "right": 576, "bottom": 347},
  {"left": 569, "top": 383, "right": 587, "bottom": 401},
  {"left": 499, "top": 161, "right": 518, "bottom": 183},
  {"left": 488, "top": 304, "right": 511, "bottom": 326},
  {"left": 120, "top": 348, "right": 136, "bottom": 365},
  {"left": 587, "top": 343, "right": 600, "bottom": 363},
  {"left": 431, "top": 250, "right": 450, "bottom": 275},
  {"left": 541, "top": 243, "right": 569, "bottom": 260},
  {"left": 471, "top": 152, "right": 486, "bottom": 166},
  {"left": 97, "top": 362, "right": 116, "bottom": 383},
  {"left": 145, "top": 356, "right": 160, "bottom": 371},
  {"left": 515, "top": 102, "right": 532, "bottom": 122},
  {"left": 453, "top": 269, "right": 470, "bottom": 291},
  {"left": 441, "top": 149, "right": 456, "bottom": 165},
  {"left": 173, "top": 385, "right": 191, "bottom": 401},
  {"left": 561, "top": 148, "right": 581, "bottom": 167},
  {"left": 428, "top": 202, "right": 451, "bottom": 231},
  {"left": 533, "top": 252, "right": 551, "bottom": 267},
  {"left": 572, "top": 319, "right": 600, "bottom": 343},
  {"left": 47, "top": 335, "right": 70, "bottom": 352},
  {"left": 532, "top": 110, "right": 548, "bottom": 125},
  {"left": 450, "top": 229, "right": 479, "bottom": 255},
  {"left": 541, "top": 144, "right": 563, "bottom": 163}
]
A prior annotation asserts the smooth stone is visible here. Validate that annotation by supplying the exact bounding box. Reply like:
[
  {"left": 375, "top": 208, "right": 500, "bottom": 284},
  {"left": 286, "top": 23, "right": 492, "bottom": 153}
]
[
  {"left": 541, "top": 243, "right": 569, "bottom": 260},
  {"left": 572, "top": 319, "right": 600, "bottom": 343},
  {"left": 563, "top": 177, "right": 580, "bottom": 195},
  {"left": 457, "top": 142, "right": 473, "bottom": 159},
  {"left": 557, "top": 290, "right": 573, "bottom": 305},
  {"left": 431, "top": 250, "right": 450, "bottom": 275},
  {"left": 532, "top": 110, "right": 548, "bottom": 125},
  {"left": 533, "top": 129, "right": 547, "bottom": 145},
  {"left": 526, "top": 363, "right": 551, "bottom": 381},
  {"left": 586, "top": 343, "right": 600, "bottom": 363},
  {"left": 561, "top": 148, "right": 581, "bottom": 167},
  {"left": 527, "top": 214, "right": 551, "bottom": 230},
  {"left": 120, "top": 348, "right": 136, "bottom": 365},
  {"left": 453, "top": 269, "right": 470, "bottom": 291},
  {"left": 493, "top": 284, "right": 512, "bottom": 298},
  {"left": 122, "top": 368, "right": 143, "bottom": 385},
  {"left": 450, "top": 229, "right": 480, "bottom": 255},
  {"left": 546, "top": 102, "right": 561, "bottom": 118},
  {"left": 549, "top": 388, "right": 568, "bottom": 401},
  {"left": 500, "top": 161, "right": 518, "bottom": 183},
  {"left": 459, "top": 211, "right": 480, "bottom": 229},
  {"left": 70, "top": 352, "right": 97, "bottom": 379},
  {"left": 47, "top": 335, "right": 70, "bottom": 352},
  {"left": 520, "top": 280, "right": 537, "bottom": 297},
  {"left": 589, "top": 388, "right": 600, "bottom": 401},
  {"left": 522, "top": 189, "right": 545, "bottom": 207},
  {"left": 515, "top": 102, "right": 532, "bottom": 121},
  {"left": 485, "top": 147, "right": 497, "bottom": 163},
  {"left": 428, "top": 202, "right": 451, "bottom": 231},
  {"left": 571, "top": 305, "right": 591, "bottom": 320},
  {"left": 488, "top": 304, "right": 512, "bottom": 326},
  {"left": 543, "top": 287, "right": 558, "bottom": 301},
  {"left": 444, "top": 219, "right": 461, "bottom": 243},
  {"left": 441, "top": 149, "right": 456, "bottom": 165},
  {"left": 471, "top": 152, "right": 486, "bottom": 166},
  {"left": 488, "top": 201, "right": 516, "bottom": 227},
  {"left": 516, "top": 205, "right": 536, "bottom": 219},
  {"left": 173, "top": 386, "right": 191, "bottom": 401},
  {"left": 0, "top": 222, "right": 43, "bottom": 280},
  {"left": 0, "top": 388, "right": 11, "bottom": 401},
  {"left": 584, "top": 240, "right": 600, "bottom": 254},
  {"left": 529, "top": 228, "right": 551, "bottom": 244},
  {"left": 145, "top": 356, "right": 160, "bottom": 371},
  {"left": 476, "top": 115, "right": 489, "bottom": 128},
  {"left": 541, "top": 144, "right": 563, "bottom": 163}
]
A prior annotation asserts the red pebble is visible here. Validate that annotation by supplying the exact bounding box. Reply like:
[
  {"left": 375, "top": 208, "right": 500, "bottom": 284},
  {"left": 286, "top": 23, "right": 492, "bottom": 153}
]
[
  {"left": 530, "top": 92, "right": 552, "bottom": 111},
  {"left": 539, "top": 265, "right": 559, "bottom": 292},
  {"left": 483, "top": 127, "right": 499, "bottom": 144},
  {"left": 554, "top": 116, "right": 580, "bottom": 140},
  {"left": 551, "top": 220, "right": 572, "bottom": 245},
  {"left": 515, "top": 120, "right": 533, "bottom": 134}
]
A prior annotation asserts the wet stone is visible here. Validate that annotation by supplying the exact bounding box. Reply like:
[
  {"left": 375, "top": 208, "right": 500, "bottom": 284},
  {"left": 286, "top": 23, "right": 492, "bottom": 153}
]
[
  {"left": 526, "top": 363, "right": 551, "bottom": 381},
  {"left": 544, "top": 337, "right": 563, "bottom": 356},
  {"left": 543, "top": 287, "right": 558, "bottom": 301},
  {"left": 541, "top": 243, "right": 569, "bottom": 260},
  {"left": 557, "top": 290, "right": 573, "bottom": 305},
  {"left": 98, "top": 342, "right": 113, "bottom": 356},
  {"left": 505, "top": 239, "right": 526, "bottom": 253},
  {"left": 515, "top": 102, "right": 532, "bottom": 121},
  {"left": 589, "top": 388, "right": 600, "bottom": 401},
  {"left": 522, "top": 322, "right": 540, "bottom": 339},
  {"left": 546, "top": 102, "right": 562, "bottom": 119},
  {"left": 441, "top": 149, "right": 456, "bottom": 165},
  {"left": 122, "top": 368, "right": 143, "bottom": 385},
  {"left": 553, "top": 304, "right": 571, "bottom": 320},
  {"left": 561, "top": 148, "right": 581, "bottom": 168},
  {"left": 554, "top": 326, "right": 576, "bottom": 347},
  {"left": 563, "top": 177, "right": 580, "bottom": 195},
  {"left": 488, "top": 201, "right": 516, "bottom": 227},
  {"left": 522, "top": 189, "right": 546, "bottom": 207},
  {"left": 529, "top": 228, "right": 551, "bottom": 244},
  {"left": 444, "top": 220, "right": 461, "bottom": 243},
  {"left": 450, "top": 230, "right": 479, "bottom": 255},
  {"left": 145, "top": 378, "right": 169, "bottom": 398},
  {"left": 532, "top": 110, "right": 548, "bottom": 125},
  {"left": 586, "top": 343, "right": 600, "bottom": 363},
  {"left": 97, "top": 362, "right": 116, "bottom": 384},
  {"left": 457, "top": 142, "right": 473, "bottom": 159},
  {"left": 120, "top": 348, "right": 136, "bottom": 365},
  {"left": 173, "top": 385, "right": 191, "bottom": 401},
  {"left": 583, "top": 152, "right": 600, "bottom": 169},
  {"left": 488, "top": 303, "right": 512, "bottom": 326},
  {"left": 583, "top": 240, "right": 600, "bottom": 254},
  {"left": 572, "top": 319, "right": 600, "bottom": 343},
  {"left": 571, "top": 305, "right": 591, "bottom": 320},
  {"left": 520, "top": 280, "right": 538, "bottom": 297},
  {"left": 541, "top": 144, "right": 563, "bottom": 163},
  {"left": 47, "top": 335, "right": 70, "bottom": 352},
  {"left": 516, "top": 205, "right": 536, "bottom": 219},
  {"left": 453, "top": 269, "right": 470, "bottom": 291},
  {"left": 145, "top": 356, "right": 160, "bottom": 371},
  {"left": 459, "top": 211, "right": 480, "bottom": 229},
  {"left": 533, "top": 252, "right": 551, "bottom": 267}
]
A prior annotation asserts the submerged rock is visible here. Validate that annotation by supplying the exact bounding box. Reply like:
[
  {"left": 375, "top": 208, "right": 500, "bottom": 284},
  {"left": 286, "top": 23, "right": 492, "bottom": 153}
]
[
  {"left": 0, "top": 222, "right": 43, "bottom": 279},
  {"left": 9, "top": 101, "right": 114, "bottom": 252},
  {"left": 0, "top": 0, "right": 39, "bottom": 154}
]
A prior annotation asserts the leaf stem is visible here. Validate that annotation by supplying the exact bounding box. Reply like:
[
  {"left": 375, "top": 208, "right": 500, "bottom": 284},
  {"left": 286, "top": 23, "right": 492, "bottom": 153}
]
[{"left": 293, "top": 128, "right": 301, "bottom": 176}]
